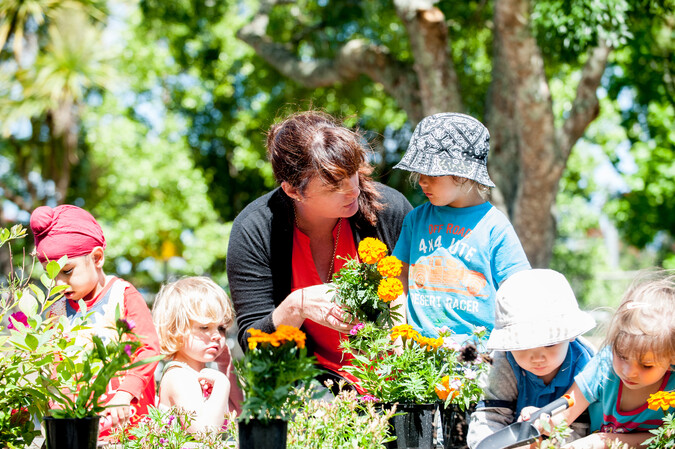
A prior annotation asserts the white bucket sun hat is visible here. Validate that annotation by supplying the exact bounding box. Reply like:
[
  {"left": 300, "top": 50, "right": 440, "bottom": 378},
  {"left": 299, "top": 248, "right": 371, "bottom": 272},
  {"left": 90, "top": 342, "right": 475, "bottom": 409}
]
[{"left": 487, "top": 269, "right": 596, "bottom": 351}]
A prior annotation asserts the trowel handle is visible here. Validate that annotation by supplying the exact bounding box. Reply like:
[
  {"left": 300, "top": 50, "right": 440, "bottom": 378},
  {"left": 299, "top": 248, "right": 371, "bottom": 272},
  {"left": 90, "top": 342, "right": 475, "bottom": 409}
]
[
  {"left": 517, "top": 394, "right": 574, "bottom": 440},
  {"left": 530, "top": 394, "right": 574, "bottom": 422}
]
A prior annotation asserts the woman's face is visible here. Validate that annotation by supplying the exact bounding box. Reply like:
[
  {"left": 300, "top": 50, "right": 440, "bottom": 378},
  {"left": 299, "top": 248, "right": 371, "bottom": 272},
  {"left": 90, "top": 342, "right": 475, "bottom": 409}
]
[{"left": 300, "top": 173, "right": 361, "bottom": 219}]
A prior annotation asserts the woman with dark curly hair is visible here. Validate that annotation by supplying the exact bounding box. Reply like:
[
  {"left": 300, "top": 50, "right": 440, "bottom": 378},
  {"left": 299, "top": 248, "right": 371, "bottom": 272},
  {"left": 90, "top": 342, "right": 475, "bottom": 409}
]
[{"left": 226, "top": 111, "right": 412, "bottom": 383}]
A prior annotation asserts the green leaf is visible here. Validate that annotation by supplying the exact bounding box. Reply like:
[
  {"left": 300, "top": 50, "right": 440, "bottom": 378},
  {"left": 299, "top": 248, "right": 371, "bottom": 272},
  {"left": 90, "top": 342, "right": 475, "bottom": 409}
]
[
  {"left": 25, "top": 334, "right": 38, "bottom": 351},
  {"left": 18, "top": 291, "right": 38, "bottom": 316},
  {"left": 28, "top": 284, "right": 46, "bottom": 304},
  {"left": 45, "top": 260, "right": 62, "bottom": 279},
  {"left": 40, "top": 273, "right": 53, "bottom": 289}
]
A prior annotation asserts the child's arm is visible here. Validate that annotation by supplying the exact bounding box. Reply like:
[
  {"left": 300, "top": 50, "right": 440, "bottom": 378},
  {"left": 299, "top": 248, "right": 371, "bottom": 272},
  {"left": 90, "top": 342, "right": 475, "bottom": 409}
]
[
  {"left": 161, "top": 367, "right": 230, "bottom": 432},
  {"left": 391, "top": 262, "right": 409, "bottom": 326},
  {"left": 216, "top": 344, "right": 243, "bottom": 416}
]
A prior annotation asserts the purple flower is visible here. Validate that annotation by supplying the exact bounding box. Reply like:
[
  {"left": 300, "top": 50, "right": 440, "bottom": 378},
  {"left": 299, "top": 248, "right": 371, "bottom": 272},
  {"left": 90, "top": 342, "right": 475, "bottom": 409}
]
[
  {"left": 350, "top": 322, "right": 365, "bottom": 336},
  {"left": 124, "top": 344, "right": 133, "bottom": 356},
  {"left": 360, "top": 394, "right": 379, "bottom": 402},
  {"left": 7, "top": 311, "right": 29, "bottom": 330},
  {"left": 159, "top": 437, "right": 167, "bottom": 445},
  {"left": 116, "top": 318, "right": 136, "bottom": 332}
]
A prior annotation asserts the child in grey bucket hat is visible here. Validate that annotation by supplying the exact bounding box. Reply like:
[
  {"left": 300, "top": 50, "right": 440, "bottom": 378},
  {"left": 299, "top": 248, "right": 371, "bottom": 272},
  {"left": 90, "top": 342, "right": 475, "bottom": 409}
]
[
  {"left": 467, "top": 269, "right": 596, "bottom": 448},
  {"left": 391, "top": 112, "right": 530, "bottom": 344},
  {"left": 394, "top": 112, "right": 495, "bottom": 187}
]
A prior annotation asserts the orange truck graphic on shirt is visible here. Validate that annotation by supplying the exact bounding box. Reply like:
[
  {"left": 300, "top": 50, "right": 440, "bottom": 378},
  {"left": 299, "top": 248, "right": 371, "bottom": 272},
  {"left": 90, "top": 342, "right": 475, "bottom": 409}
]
[{"left": 410, "top": 255, "right": 487, "bottom": 297}]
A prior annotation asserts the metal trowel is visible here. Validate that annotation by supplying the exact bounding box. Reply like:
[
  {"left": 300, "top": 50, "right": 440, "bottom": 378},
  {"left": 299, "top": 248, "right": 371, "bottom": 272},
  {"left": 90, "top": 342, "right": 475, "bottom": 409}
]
[{"left": 475, "top": 394, "right": 574, "bottom": 449}]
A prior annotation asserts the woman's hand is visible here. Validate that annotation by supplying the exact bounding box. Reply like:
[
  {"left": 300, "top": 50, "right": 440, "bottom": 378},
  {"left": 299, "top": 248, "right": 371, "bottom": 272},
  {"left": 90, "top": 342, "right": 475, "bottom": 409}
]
[{"left": 298, "top": 284, "right": 355, "bottom": 333}]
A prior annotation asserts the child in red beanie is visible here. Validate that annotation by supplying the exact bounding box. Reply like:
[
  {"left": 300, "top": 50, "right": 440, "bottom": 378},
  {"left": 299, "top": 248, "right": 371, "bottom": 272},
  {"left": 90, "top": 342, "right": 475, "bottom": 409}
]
[{"left": 30, "top": 205, "right": 160, "bottom": 437}]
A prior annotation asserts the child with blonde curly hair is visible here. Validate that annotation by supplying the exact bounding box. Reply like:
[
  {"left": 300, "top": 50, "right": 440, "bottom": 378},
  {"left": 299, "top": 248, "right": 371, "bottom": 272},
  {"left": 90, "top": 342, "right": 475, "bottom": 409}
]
[{"left": 152, "top": 277, "right": 242, "bottom": 431}]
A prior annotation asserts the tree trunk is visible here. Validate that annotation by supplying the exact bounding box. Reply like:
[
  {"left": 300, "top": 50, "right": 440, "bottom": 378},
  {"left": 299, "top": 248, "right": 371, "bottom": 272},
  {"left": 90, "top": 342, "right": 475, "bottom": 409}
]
[{"left": 237, "top": 0, "right": 610, "bottom": 267}]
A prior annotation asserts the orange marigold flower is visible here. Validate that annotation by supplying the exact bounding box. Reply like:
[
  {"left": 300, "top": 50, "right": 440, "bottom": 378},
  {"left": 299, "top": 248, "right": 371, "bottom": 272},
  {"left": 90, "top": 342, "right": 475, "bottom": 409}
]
[
  {"left": 378, "top": 278, "right": 404, "bottom": 303},
  {"left": 418, "top": 336, "right": 444, "bottom": 350},
  {"left": 647, "top": 390, "right": 675, "bottom": 411},
  {"left": 435, "top": 383, "right": 450, "bottom": 401},
  {"left": 435, "top": 375, "right": 459, "bottom": 401},
  {"left": 247, "top": 328, "right": 271, "bottom": 350},
  {"left": 390, "top": 324, "right": 419, "bottom": 341},
  {"left": 377, "top": 256, "right": 403, "bottom": 278},
  {"left": 274, "top": 324, "right": 307, "bottom": 349},
  {"left": 358, "top": 238, "right": 388, "bottom": 265}
]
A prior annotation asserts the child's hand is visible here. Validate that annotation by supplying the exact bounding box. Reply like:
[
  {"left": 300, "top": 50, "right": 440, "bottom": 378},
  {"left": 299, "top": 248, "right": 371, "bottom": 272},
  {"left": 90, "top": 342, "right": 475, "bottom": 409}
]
[
  {"left": 198, "top": 368, "right": 227, "bottom": 398},
  {"left": 103, "top": 390, "right": 133, "bottom": 428},
  {"left": 518, "top": 406, "right": 552, "bottom": 436},
  {"left": 214, "top": 344, "right": 233, "bottom": 372}
]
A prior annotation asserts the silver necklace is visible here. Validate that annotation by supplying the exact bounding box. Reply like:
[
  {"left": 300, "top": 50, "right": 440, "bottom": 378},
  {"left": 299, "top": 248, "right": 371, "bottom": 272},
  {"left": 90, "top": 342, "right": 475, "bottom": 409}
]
[{"left": 294, "top": 208, "right": 342, "bottom": 283}]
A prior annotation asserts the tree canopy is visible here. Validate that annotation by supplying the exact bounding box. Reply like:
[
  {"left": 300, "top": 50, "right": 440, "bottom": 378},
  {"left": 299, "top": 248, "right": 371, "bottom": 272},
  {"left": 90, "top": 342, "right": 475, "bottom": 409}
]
[{"left": 1, "top": 0, "right": 673, "bottom": 294}]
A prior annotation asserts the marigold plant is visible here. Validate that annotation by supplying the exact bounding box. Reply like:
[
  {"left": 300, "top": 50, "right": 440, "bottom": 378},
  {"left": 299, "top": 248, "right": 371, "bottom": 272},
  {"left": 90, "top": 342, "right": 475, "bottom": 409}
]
[
  {"left": 645, "top": 390, "right": 675, "bottom": 449},
  {"left": 340, "top": 322, "right": 487, "bottom": 408},
  {"left": 332, "top": 238, "right": 403, "bottom": 327},
  {"left": 235, "top": 326, "right": 320, "bottom": 423}
]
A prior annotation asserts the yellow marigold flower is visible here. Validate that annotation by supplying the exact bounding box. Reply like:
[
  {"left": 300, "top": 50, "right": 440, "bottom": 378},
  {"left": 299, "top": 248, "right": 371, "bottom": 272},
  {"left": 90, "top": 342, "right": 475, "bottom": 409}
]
[
  {"left": 358, "top": 238, "right": 388, "bottom": 265},
  {"left": 377, "top": 256, "right": 403, "bottom": 278},
  {"left": 390, "top": 324, "right": 419, "bottom": 341},
  {"left": 378, "top": 278, "right": 404, "bottom": 303},
  {"left": 647, "top": 390, "right": 675, "bottom": 411}
]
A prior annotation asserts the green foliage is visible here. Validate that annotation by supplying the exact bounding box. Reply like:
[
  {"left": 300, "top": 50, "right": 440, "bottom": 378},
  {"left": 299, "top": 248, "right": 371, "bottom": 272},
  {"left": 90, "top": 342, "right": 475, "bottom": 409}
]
[
  {"left": 532, "top": 0, "right": 631, "bottom": 62},
  {"left": 111, "top": 405, "right": 236, "bottom": 448},
  {"left": 235, "top": 326, "right": 320, "bottom": 423},
  {"left": 340, "top": 323, "right": 487, "bottom": 407},
  {"left": 605, "top": 102, "right": 675, "bottom": 262},
  {"left": 288, "top": 383, "right": 396, "bottom": 449},
  {"left": 46, "top": 308, "right": 162, "bottom": 418},
  {"left": 0, "top": 225, "right": 70, "bottom": 447},
  {"left": 645, "top": 412, "right": 675, "bottom": 449},
  {"left": 536, "top": 419, "right": 572, "bottom": 448}
]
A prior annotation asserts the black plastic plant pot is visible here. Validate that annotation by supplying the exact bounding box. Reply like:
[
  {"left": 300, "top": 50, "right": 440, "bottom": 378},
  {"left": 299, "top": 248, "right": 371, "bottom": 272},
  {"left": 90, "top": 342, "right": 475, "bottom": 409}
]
[
  {"left": 43, "top": 416, "right": 100, "bottom": 449},
  {"left": 239, "top": 418, "right": 288, "bottom": 449},
  {"left": 440, "top": 403, "right": 476, "bottom": 449},
  {"left": 386, "top": 403, "right": 436, "bottom": 449}
]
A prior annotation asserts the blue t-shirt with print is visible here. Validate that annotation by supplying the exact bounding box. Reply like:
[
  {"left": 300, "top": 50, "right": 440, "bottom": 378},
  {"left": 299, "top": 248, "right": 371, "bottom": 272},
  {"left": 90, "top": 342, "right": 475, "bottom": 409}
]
[
  {"left": 392, "top": 201, "right": 530, "bottom": 341},
  {"left": 575, "top": 346, "right": 675, "bottom": 433}
]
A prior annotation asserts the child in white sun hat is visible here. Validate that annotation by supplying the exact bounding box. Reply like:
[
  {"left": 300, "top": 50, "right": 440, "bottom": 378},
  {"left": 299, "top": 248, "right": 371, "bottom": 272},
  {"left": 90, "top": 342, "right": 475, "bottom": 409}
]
[{"left": 467, "top": 269, "right": 596, "bottom": 448}]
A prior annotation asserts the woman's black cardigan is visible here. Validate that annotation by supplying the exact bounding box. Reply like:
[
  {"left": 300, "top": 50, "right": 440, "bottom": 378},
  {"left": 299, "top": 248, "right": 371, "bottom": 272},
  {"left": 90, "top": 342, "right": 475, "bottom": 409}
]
[{"left": 226, "top": 183, "right": 413, "bottom": 350}]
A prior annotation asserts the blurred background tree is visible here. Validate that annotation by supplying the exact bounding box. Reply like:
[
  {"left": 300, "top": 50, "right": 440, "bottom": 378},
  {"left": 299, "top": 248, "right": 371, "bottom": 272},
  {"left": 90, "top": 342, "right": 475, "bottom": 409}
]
[{"left": 0, "top": 0, "right": 673, "bottom": 307}]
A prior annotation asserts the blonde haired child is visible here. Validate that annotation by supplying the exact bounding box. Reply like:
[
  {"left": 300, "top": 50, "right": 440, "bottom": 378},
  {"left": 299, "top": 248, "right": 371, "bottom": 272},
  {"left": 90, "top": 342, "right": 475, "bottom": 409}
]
[
  {"left": 522, "top": 269, "right": 675, "bottom": 449},
  {"left": 152, "top": 276, "right": 243, "bottom": 431}
]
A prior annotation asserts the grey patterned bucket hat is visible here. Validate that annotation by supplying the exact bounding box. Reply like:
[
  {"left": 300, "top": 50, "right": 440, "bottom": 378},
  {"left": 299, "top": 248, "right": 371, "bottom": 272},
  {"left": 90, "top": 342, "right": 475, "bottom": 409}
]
[
  {"left": 487, "top": 269, "right": 596, "bottom": 351},
  {"left": 395, "top": 112, "right": 495, "bottom": 187}
]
